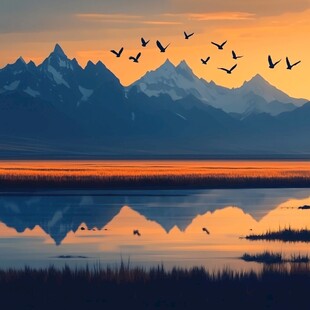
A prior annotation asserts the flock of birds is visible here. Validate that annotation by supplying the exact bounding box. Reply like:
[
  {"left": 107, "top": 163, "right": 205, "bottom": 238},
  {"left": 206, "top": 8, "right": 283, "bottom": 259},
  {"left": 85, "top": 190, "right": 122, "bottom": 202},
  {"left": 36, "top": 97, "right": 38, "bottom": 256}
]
[{"left": 110, "top": 31, "right": 301, "bottom": 74}]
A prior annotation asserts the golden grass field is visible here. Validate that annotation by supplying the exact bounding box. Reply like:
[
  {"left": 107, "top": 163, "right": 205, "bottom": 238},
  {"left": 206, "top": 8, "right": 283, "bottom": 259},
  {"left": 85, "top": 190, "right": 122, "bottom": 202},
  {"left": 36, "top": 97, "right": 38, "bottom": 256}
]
[{"left": 0, "top": 160, "right": 310, "bottom": 188}]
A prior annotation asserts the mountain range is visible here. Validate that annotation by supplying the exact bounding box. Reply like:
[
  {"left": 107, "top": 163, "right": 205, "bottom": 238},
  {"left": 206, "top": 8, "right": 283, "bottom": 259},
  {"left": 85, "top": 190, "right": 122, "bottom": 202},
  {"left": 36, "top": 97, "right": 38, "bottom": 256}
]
[{"left": 0, "top": 44, "right": 309, "bottom": 157}]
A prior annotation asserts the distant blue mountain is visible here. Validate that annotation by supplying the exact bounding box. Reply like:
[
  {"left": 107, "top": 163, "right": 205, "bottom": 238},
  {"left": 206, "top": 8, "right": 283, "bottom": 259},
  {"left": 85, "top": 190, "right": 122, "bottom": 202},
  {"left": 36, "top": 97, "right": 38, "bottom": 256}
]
[{"left": 0, "top": 44, "right": 309, "bottom": 157}]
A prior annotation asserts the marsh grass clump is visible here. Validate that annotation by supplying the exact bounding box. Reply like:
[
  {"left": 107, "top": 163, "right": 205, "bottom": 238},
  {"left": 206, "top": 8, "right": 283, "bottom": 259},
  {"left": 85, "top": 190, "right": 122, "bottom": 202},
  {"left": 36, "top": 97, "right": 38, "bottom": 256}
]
[
  {"left": 241, "top": 251, "right": 310, "bottom": 264},
  {"left": 241, "top": 251, "right": 283, "bottom": 264},
  {"left": 245, "top": 227, "right": 310, "bottom": 242}
]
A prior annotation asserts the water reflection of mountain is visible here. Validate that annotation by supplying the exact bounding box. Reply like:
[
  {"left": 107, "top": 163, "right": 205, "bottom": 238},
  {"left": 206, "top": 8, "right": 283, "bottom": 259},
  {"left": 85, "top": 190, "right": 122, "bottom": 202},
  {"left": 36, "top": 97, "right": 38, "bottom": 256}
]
[{"left": 0, "top": 189, "right": 309, "bottom": 245}]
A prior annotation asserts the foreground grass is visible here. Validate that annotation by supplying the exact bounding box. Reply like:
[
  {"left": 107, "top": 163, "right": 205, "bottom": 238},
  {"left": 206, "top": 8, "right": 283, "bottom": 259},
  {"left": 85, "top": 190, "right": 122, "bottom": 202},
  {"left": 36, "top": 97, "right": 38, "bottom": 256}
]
[
  {"left": 1, "top": 263, "right": 310, "bottom": 309},
  {"left": 245, "top": 227, "right": 310, "bottom": 242}
]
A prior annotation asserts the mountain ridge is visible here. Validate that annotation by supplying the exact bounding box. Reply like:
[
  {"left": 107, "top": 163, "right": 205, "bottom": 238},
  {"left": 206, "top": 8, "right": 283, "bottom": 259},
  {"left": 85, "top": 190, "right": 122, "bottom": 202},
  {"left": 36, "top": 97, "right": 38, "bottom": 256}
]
[
  {"left": 0, "top": 44, "right": 309, "bottom": 157},
  {"left": 130, "top": 59, "right": 306, "bottom": 115}
]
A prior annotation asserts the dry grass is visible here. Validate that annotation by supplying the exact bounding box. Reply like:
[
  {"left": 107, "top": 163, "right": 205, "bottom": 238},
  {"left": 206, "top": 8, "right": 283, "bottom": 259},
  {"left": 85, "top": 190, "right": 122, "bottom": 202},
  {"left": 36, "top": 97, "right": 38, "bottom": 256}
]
[{"left": 1, "top": 160, "right": 310, "bottom": 189}]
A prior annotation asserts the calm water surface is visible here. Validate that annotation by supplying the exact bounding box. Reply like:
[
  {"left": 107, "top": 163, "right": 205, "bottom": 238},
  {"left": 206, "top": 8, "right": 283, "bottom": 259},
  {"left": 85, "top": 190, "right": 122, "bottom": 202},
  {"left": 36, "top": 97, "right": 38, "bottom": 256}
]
[{"left": 1, "top": 185, "right": 310, "bottom": 271}]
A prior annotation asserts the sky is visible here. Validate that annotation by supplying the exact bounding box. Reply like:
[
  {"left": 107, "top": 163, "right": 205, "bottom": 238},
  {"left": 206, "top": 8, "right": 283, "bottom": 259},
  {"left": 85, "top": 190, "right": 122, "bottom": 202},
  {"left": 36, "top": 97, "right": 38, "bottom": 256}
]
[{"left": 0, "top": 0, "right": 309, "bottom": 99}]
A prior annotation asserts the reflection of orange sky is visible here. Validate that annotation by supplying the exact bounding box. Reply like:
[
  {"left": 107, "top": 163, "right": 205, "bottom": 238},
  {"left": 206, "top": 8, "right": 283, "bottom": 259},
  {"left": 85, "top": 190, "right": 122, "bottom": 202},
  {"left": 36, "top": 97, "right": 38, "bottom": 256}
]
[
  {"left": 1, "top": 10, "right": 308, "bottom": 99},
  {"left": 1, "top": 194, "right": 310, "bottom": 270},
  {"left": 1, "top": 160, "right": 310, "bottom": 180},
  {"left": 0, "top": 222, "right": 49, "bottom": 240},
  {"left": 62, "top": 197, "right": 310, "bottom": 256}
]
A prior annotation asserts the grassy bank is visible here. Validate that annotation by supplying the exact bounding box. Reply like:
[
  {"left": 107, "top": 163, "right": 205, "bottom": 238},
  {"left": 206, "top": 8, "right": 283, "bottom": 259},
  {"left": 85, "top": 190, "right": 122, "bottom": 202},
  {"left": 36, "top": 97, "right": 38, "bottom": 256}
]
[{"left": 1, "top": 263, "right": 310, "bottom": 309}]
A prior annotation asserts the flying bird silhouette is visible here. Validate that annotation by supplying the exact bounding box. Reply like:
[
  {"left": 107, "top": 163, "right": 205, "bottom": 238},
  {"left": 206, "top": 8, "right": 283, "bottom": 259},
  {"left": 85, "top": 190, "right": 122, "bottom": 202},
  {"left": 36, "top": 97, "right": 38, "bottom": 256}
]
[
  {"left": 268, "top": 55, "right": 281, "bottom": 68},
  {"left": 286, "top": 57, "right": 301, "bottom": 70},
  {"left": 141, "top": 37, "right": 150, "bottom": 47},
  {"left": 184, "top": 31, "right": 194, "bottom": 39},
  {"left": 133, "top": 229, "right": 141, "bottom": 236},
  {"left": 211, "top": 40, "right": 227, "bottom": 50},
  {"left": 218, "top": 64, "right": 237, "bottom": 74},
  {"left": 129, "top": 52, "right": 141, "bottom": 63},
  {"left": 202, "top": 227, "right": 210, "bottom": 234},
  {"left": 156, "top": 40, "right": 170, "bottom": 53},
  {"left": 201, "top": 57, "right": 211, "bottom": 65},
  {"left": 232, "top": 50, "right": 243, "bottom": 59},
  {"left": 110, "top": 47, "right": 124, "bottom": 58}
]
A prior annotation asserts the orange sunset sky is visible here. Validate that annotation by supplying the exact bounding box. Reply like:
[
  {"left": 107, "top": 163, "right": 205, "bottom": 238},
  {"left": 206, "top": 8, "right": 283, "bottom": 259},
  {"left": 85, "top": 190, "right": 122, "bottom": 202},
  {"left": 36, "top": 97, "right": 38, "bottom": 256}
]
[{"left": 0, "top": 0, "right": 309, "bottom": 99}]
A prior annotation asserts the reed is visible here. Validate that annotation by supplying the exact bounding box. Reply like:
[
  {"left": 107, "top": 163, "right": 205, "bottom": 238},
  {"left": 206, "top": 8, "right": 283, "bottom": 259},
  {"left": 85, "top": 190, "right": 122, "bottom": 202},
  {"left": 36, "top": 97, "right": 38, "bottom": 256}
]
[
  {"left": 0, "top": 263, "right": 310, "bottom": 309},
  {"left": 245, "top": 227, "right": 310, "bottom": 242},
  {"left": 1, "top": 174, "right": 310, "bottom": 190},
  {"left": 241, "top": 251, "right": 310, "bottom": 264}
]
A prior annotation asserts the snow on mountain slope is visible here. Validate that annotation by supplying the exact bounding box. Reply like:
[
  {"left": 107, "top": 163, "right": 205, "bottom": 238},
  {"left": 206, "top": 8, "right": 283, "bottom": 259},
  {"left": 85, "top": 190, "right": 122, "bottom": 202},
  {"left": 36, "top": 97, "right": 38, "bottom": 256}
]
[
  {"left": 130, "top": 60, "right": 307, "bottom": 115},
  {"left": 237, "top": 74, "right": 306, "bottom": 107}
]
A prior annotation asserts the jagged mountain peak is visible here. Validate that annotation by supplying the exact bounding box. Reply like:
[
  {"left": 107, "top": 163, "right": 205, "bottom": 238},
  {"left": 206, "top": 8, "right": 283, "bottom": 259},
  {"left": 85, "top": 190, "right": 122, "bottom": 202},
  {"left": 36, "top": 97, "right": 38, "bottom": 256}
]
[
  {"left": 242, "top": 74, "right": 270, "bottom": 87},
  {"left": 95, "top": 60, "right": 107, "bottom": 68},
  {"left": 2, "top": 56, "right": 29, "bottom": 72},
  {"left": 176, "top": 60, "right": 195, "bottom": 80},
  {"left": 163, "top": 58, "right": 174, "bottom": 66},
  {"left": 157, "top": 58, "right": 175, "bottom": 72},
  {"left": 85, "top": 60, "right": 95, "bottom": 69},
  {"left": 17, "top": 56, "right": 27, "bottom": 65},
  {"left": 239, "top": 74, "right": 306, "bottom": 106},
  {"left": 177, "top": 60, "right": 191, "bottom": 70},
  {"left": 53, "top": 43, "right": 67, "bottom": 58}
]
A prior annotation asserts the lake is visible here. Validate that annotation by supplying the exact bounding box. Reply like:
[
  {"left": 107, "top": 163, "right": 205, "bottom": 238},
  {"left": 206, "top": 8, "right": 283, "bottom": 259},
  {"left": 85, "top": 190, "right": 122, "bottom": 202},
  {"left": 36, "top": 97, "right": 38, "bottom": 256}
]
[{"left": 0, "top": 160, "right": 310, "bottom": 272}]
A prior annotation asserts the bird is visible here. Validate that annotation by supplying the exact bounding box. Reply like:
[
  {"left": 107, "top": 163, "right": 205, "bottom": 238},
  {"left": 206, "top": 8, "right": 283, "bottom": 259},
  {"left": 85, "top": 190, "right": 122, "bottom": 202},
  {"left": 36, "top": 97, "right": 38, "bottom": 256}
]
[
  {"left": 133, "top": 229, "right": 141, "bottom": 236},
  {"left": 129, "top": 52, "right": 141, "bottom": 63},
  {"left": 218, "top": 64, "right": 237, "bottom": 74},
  {"left": 156, "top": 40, "right": 170, "bottom": 53},
  {"left": 184, "top": 31, "right": 194, "bottom": 40},
  {"left": 211, "top": 40, "right": 227, "bottom": 50},
  {"left": 201, "top": 57, "right": 211, "bottom": 65},
  {"left": 286, "top": 57, "right": 301, "bottom": 70},
  {"left": 141, "top": 37, "right": 150, "bottom": 47},
  {"left": 202, "top": 227, "right": 210, "bottom": 234},
  {"left": 232, "top": 50, "right": 243, "bottom": 59},
  {"left": 268, "top": 55, "right": 281, "bottom": 68},
  {"left": 110, "top": 47, "right": 124, "bottom": 58}
]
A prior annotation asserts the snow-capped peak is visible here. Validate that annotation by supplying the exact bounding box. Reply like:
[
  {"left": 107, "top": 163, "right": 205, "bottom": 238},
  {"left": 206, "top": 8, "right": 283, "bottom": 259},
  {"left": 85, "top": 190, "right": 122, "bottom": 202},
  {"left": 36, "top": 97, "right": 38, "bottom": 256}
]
[
  {"left": 158, "top": 59, "right": 175, "bottom": 72},
  {"left": 239, "top": 74, "right": 306, "bottom": 105},
  {"left": 176, "top": 60, "right": 195, "bottom": 81},
  {"left": 130, "top": 59, "right": 217, "bottom": 102},
  {"left": 176, "top": 60, "right": 191, "bottom": 71}
]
